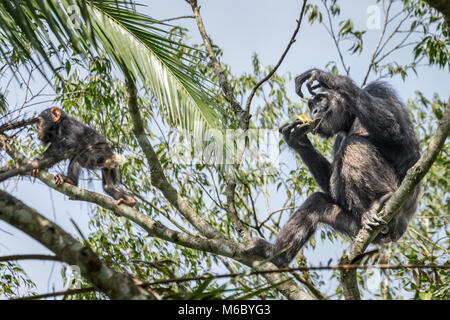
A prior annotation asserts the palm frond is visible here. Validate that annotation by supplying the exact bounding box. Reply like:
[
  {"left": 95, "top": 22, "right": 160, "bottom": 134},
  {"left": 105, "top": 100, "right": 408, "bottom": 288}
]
[{"left": 0, "top": 0, "right": 221, "bottom": 133}]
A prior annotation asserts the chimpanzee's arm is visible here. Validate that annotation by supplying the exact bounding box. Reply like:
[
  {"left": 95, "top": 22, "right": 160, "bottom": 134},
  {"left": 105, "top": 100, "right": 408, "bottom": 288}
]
[
  {"left": 30, "top": 142, "right": 75, "bottom": 178},
  {"left": 295, "top": 69, "right": 404, "bottom": 145},
  {"left": 54, "top": 159, "right": 80, "bottom": 185},
  {"left": 293, "top": 140, "right": 331, "bottom": 194},
  {"left": 34, "top": 144, "right": 61, "bottom": 162},
  {"left": 280, "top": 121, "right": 331, "bottom": 194},
  {"left": 29, "top": 145, "right": 62, "bottom": 176}
]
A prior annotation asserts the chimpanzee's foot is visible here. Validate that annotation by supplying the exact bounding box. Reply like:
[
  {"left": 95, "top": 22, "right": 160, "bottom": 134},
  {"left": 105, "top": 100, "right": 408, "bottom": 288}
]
[
  {"left": 244, "top": 238, "right": 293, "bottom": 268},
  {"left": 244, "top": 238, "right": 277, "bottom": 260},
  {"left": 54, "top": 174, "right": 75, "bottom": 185},
  {"left": 117, "top": 196, "right": 137, "bottom": 207},
  {"left": 361, "top": 193, "right": 393, "bottom": 230}
]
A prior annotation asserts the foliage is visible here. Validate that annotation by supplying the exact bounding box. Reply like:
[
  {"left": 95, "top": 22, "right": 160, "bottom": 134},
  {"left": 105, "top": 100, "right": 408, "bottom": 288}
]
[
  {"left": 0, "top": 0, "right": 221, "bottom": 138},
  {"left": 0, "top": 262, "right": 36, "bottom": 298},
  {"left": 0, "top": 0, "right": 448, "bottom": 300}
]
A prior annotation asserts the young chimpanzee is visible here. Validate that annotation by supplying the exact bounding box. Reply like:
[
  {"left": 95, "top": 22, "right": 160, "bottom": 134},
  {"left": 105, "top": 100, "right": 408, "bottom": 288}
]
[{"left": 30, "top": 107, "right": 136, "bottom": 207}]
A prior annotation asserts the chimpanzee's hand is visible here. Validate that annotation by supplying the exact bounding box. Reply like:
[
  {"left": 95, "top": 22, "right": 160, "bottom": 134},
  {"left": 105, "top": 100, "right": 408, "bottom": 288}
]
[
  {"left": 295, "top": 69, "right": 327, "bottom": 98},
  {"left": 279, "top": 120, "right": 311, "bottom": 149},
  {"left": 54, "top": 174, "right": 75, "bottom": 185},
  {"left": 28, "top": 160, "right": 39, "bottom": 179}
]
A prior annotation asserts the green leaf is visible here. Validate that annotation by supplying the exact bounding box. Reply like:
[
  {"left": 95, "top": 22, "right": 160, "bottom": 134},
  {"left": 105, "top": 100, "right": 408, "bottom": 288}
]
[{"left": 418, "top": 292, "right": 432, "bottom": 300}]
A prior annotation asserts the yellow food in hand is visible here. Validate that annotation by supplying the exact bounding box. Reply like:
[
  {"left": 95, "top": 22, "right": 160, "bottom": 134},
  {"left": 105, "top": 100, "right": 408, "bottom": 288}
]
[
  {"left": 295, "top": 114, "right": 315, "bottom": 132},
  {"left": 295, "top": 114, "right": 313, "bottom": 123}
]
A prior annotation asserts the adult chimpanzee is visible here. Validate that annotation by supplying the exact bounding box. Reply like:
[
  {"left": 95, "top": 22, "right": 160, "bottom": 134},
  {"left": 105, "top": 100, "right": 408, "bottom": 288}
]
[
  {"left": 246, "top": 69, "right": 420, "bottom": 267},
  {"left": 30, "top": 107, "right": 136, "bottom": 207}
]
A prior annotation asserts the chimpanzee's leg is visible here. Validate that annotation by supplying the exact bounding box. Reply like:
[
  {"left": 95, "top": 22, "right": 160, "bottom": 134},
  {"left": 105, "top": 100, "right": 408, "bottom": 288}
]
[
  {"left": 55, "top": 159, "right": 81, "bottom": 185},
  {"left": 101, "top": 168, "right": 136, "bottom": 207},
  {"left": 246, "top": 192, "right": 360, "bottom": 267}
]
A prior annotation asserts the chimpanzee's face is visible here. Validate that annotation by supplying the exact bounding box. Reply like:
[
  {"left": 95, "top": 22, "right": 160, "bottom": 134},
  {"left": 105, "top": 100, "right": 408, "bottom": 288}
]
[
  {"left": 308, "top": 89, "right": 354, "bottom": 138},
  {"left": 36, "top": 116, "right": 46, "bottom": 141},
  {"left": 36, "top": 108, "right": 57, "bottom": 143}
]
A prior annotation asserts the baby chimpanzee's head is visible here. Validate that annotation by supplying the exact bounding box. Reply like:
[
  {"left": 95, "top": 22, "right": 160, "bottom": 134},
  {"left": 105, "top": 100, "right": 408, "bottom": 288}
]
[{"left": 37, "top": 107, "right": 65, "bottom": 143}]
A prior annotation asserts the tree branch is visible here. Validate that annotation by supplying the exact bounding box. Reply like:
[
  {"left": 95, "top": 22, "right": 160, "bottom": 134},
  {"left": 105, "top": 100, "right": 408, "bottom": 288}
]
[
  {"left": 185, "top": 0, "right": 249, "bottom": 129},
  {"left": 341, "top": 101, "right": 450, "bottom": 299},
  {"left": 0, "top": 155, "right": 62, "bottom": 183},
  {"left": 0, "top": 117, "right": 38, "bottom": 133},
  {"left": 13, "top": 287, "right": 97, "bottom": 300},
  {"left": 122, "top": 69, "right": 225, "bottom": 240},
  {"left": 125, "top": 71, "right": 316, "bottom": 299},
  {"left": 423, "top": 0, "right": 450, "bottom": 36},
  {"left": 0, "top": 254, "right": 60, "bottom": 262},
  {"left": 0, "top": 190, "right": 154, "bottom": 300},
  {"left": 160, "top": 15, "right": 195, "bottom": 23},
  {"left": 0, "top": 132, "right": 314, "bottom": 300},
  {"left": 185, "top": 0, "right": 253, "bottom": 241},
  {"left": 0, "top": 134, "right": 241, "bottom": 258},
  {"left": 245, "top": 0, "right": 308, "bottom": 113}
]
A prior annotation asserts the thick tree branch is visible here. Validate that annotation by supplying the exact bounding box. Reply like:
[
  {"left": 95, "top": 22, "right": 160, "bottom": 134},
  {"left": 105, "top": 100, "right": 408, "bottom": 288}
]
[
  {"left": 0, "top": 190, "right": 153, "bottom": 300},
  {"left": 186, "top": 0, "right": 252, "bottom": 240},
  {"left": 123, "top": 70, "right": 225, "bottom": 240},
  {"left": 341, "top": 102, "right": 450, "bottom": 299},
  {"left": 185, "top": 0, "right": 249, "bottom": 130},
  {"left": 0, "top": 134, "right": 242, "bottom": 258},
  {"left": 0, "top": 133, "right": 313, "bottom": 300}
]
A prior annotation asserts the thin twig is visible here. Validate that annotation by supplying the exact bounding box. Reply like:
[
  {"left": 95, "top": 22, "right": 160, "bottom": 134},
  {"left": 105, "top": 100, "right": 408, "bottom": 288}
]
[
  {"left": 141, "top": 263, "right": 449, "bottom": 286},
  {"left": 362, "top": 0, "right": 393, "bottom": 86},
  {"left": 245, "top": 0, "right": 308, "bottom": 114},
  {"left": 14, "top": 263, "right": 448, "bottom": 300},
  {"left": 0, "top": 254, "right": 60, "bottom": 262},
  {"left": 160, "top": 15, "right": 195, "bottom": 23},
  {"left": 0, "top": 117, "right": 38, "bottom": 133},
  {"left": 375, "top": 11, "right": 412, "bottom": 61},
  {"left": 12, "top": 287, "right": 97, "bottom": 300},
  {"left": 321, "top": 0, "right": 350, "bottom": 75}
]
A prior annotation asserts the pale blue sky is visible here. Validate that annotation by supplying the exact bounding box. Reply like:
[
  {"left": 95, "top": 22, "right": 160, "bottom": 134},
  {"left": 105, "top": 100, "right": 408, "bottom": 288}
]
[{"left": 0, "top": 0, "right": 448, "bottom": 297}]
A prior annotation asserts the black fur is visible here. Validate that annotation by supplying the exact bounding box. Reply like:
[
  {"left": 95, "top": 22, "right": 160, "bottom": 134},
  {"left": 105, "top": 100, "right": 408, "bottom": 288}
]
[
  {"left": 33, "top": 107, "right": 136, "bottom": 206},
  {"left": 246, "top": 69, "right": 420, "bottom": 267}
]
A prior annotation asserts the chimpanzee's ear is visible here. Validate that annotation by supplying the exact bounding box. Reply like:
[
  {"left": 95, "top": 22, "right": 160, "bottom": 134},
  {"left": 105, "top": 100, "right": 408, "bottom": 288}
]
[{"left": 50, "top": 107, "right": 62, "bottom": 122}]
